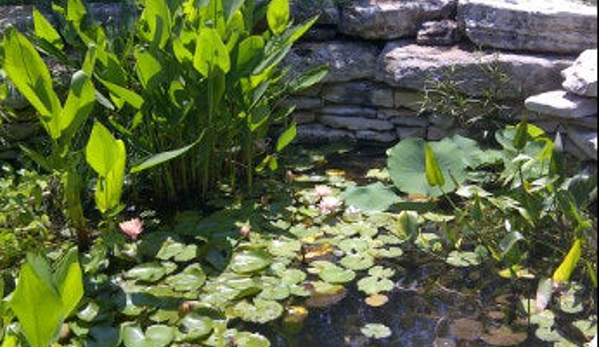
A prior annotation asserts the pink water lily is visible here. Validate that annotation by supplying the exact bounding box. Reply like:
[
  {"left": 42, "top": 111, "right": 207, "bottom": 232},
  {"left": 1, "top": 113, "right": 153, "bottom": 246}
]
[
  {"left": 240, "top": 224, "right": 251, "bottom": 239},
  {"left": 319, "top": 196, "right": 343, "bottom": 215},
  {"left": 119, "top": 218, "right": 144, "bottom": 240},
  {"left": 314, "top": 185, "right": 334, "bottom": 199}
]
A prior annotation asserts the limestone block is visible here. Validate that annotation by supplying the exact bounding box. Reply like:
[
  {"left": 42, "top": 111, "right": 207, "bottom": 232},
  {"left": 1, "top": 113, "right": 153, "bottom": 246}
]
[
  {"left": 286, "top": 41, "right": 378, "bottom": 83},
  {"left": 296, "top": 124, "right": 356, "bottom": 143},
  {"left": 562, "top": 49, "right": 598, "bottom": 97},
  {"left": 290, "top": 0, "right": 341, "bottom": 26},
  {"left": 340, "top": 0, "right": 457, "bottom": 40},
  {"left": 318, "top": 106, "right": 378, "bottom": 118},
  {"left": 283, "top": 96, "right": 324, "bottom": 110},
  {"left": 394, "top": 89, "right": 426, "bottom": 111},
  {"left": 565, "top": 126, "right": 597, "bottom": 160},
  {"left": 525, "top": 90, "right": 598, "bottom": 119},
  {"left": 396, "top": 127, "right": 427, "bottom": 140},
  {"left": 377, "top": 41, "right": 574, "bottom": 100},
  {"left": 417, "top": 20, "right": 461, "bottom": 46},
  {"left": 292, "top": 112, "right": 317, "bottom": 124},
  {"left": 322, "top": 81, "right": 394, "bottom": 108},
  {"left": 319, "top": 115, "right": 395, "bottom": 131},
  {"left": 356, "top": 130, "right": 397, "bottom": 143},
  {"left": 377, "top": 108, "right": 419, "bottom": 121},
  {"left": 457, "top": 0, "right": 597, "bottom": 53}
]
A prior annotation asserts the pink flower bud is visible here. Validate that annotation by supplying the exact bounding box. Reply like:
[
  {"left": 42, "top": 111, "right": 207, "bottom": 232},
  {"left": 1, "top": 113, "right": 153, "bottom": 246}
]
[{"left": 119, "top": 218, "right": 144, "bottom": 240}]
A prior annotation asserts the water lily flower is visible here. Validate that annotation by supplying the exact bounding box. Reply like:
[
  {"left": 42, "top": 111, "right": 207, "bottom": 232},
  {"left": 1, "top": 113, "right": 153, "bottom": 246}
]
[
  {"left": 319, "top": 196, "right": 343, "bottom": 215},
  {"left": 119, "top": 218, "right": 144, "bottom": 240},
  {"left": 314, "top": 185, "right": 334, "bottom": 199},
  {"left": 344, "top": 205, "right": 361, "bottom": 218},
  {"left": 240, "top": 224, "right": 251, "bottom": 239}
]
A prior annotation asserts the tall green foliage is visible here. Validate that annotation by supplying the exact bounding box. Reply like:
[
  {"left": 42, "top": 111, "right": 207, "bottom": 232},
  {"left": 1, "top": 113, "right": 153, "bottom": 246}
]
[{"left": 50, "top": 0, "right": 325, "bottom": 204}]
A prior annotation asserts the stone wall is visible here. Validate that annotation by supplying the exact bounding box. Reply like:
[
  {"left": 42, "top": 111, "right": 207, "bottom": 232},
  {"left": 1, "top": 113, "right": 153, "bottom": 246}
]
[
  {"left": 285, "top": 0, "right": 597, "bottom": 161},
  {"left": 0, "top": 0, "right": 597, "bottom": 160}
]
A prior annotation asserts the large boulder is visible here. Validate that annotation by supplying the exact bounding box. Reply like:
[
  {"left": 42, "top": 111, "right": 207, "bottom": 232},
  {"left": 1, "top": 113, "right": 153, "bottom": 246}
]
[
  {"left": 290, "top": 0, "right": 340, "bottom": 26},
  {"left": 525, "top": 90, "right": 598, "bottom": 119},
  {"left": 562, "top": 49, "right": 598, "bottom": 98},
  {"left": 376, "top": 41, "right": 574, "bottom": 100},
  {"left": 457, "top": 0, "right": 597, "bottom": 53},
  {"left": 321, "top": 81, "right": 394, "bottom": 108},
  {"left": 339, "top": 0, "right": 457, "bottom": 40},
  {"left": 286, "top": 41, "right": 379, "bottom": 83}
]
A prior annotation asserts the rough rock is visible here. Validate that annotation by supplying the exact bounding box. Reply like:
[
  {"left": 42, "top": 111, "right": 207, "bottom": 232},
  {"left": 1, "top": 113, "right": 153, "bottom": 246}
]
[
  {"left": 377, "top": 108, "right": 418, "bottom": 120},
  {"left": 317, "top": 106, "right": 378, "bottom": 118},
  {"left": 301, "top": 27, "right": 339, "bottom": 42},
  {"left": 457, "top": 0, "right": 597, "bottom": 53},
  {"left": 356, "top": 130, "right": 397, "bottom": 143},
  {"left": 397, "top": 127, "right": 427, "bottom": 139},
  {"left": 322, "top": 81, "right": 394, "bottom": 108},
  {"left": 292, "top": 112, "right": 317, "bottom": 124},
  {"left": 417, "top": 20, "right": 461, "bottom": 46},
  {"left": 340, "top": 0, "right": 457, "bottom": 40},
  {"left": 562, "top": 49, "right": 598, "bottom": 97},
  {"left": 319, "top": 115, "right": 394, "bottom": 131},
  {"left": 525, "top": 90, "right": 598, "bottom": 119},
  {"left": 394, "top": 89, "right": 426, "bottom": 111},
  {"left": 290, "top": 0, "right": 340, "bottom": 26},
  {"left": 282, "top": 96, "right": 324, "bottom": 111},
  {"left": 296, "top": 124, "right": 356, "bottom": 143},
  {"left": 286, "top": 41, "right": 378, "bottom": 83},
  {"left": 377, "top": 41, "right": 574, "bottom": 99},
  {"left": 427, "top": 126, "right": 449, "bottom": 141},
  {"left": 565, "top": 126, "right": 597, "bottom": 160}
]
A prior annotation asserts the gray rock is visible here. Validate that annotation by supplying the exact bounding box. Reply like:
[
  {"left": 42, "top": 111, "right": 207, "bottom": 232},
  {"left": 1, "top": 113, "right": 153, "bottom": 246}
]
[
  {"left": 283, "top": 96, "right": 324, "bottom": 110},
  {"left": 562, "top": 49, "right": 598, "bottom": 97},
  {"left": 377, "top": 41, "right": 574, "bottom": 100},
  {"left": 525, "top": 90, "right": 598, "bottom": 119},
  {"left": 317, "top": 105, "right": 378, "bottom": 118},
  {"left": 286, "top": 41, "right": 378, "bottom": 83},
  {"left": 396, "top": 127, "right": 427, "bottom": 139},
  {"left": 565, "top": 126, "right": 597, "bottom": 160},
  {"left": 340, "top": 0, "right": 457, "bottom": 40},
  {"left": 457, "top": 0, "right": 597, "bottom": 53},
  {"left": 394, "top": 89, "right": 426, "bottom": 111},
  {"left": 290, "top": 0, "right": 341, "bottom": 26},
  {"left": 297, "top": 124, "right": 356, "bottom": 143},
  {"left": 427, "top": 126, "right": 449, "bottom": 141},
  {"left": 428, "top": 113, "right": 457, "bottom": 129},
  {"left": 301, "top": 27, "right": 339, "bottom": 42},
  {"left": 322, "top": 81, "right": 394, "bottom": 108},
  {"left": 319, "top": 115, "right": 395, "bottom": 131},
  {"left": 292, "top": 112, "right": 317, "bottom": 124},
  {"left": 377, "top": 108, "right": 419, "bottom": 120},
  {"left": 356, "top": 130, "right": 397, "bottom": 143},
  {"left": 417, "top": 20, "right": 461, "bottom": 46}
]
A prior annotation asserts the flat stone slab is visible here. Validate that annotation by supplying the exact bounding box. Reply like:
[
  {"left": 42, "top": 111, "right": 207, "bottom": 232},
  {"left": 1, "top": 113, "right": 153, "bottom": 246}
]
[
  {"left": 340, "top": 0, "right": 457, "bottom": 40},
  {"left": 566, "top": 125, "right": 598, "bottom": 160},
  {"left": 457, "top": 0, "right": 597, "bottom": 53},
  {"left": 377, "top": 41, "right": 574, "bottom": 100},
  {"left": 286, "top": 41, "right": 378, "bottom": 83},
  {"left": 319, "top": 115, "right": 395, "bottom": 131},
  {"left": 321, "top": 81, "right": 394, "bottom": 108},
  {"left": 525, "top": 90, "right": 598, "bottom": 119},
  {"left": 297, "top": 124, "right": 356, "bottom": 143},
  {"left": 562, "top": 49, "right": 598, "bottom": 97}
]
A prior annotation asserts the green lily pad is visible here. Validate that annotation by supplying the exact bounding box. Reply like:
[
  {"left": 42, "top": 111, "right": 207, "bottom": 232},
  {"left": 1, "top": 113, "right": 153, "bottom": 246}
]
[
  {"left": 122, "top": 324, "right": 175, "bottom": 347},
  {"left": 230, "top": 250, "right": 272, "bottom": 274},
  {"left": 446, "top": 251, "right": 482, "bottom": 268},
  {"left": 125, "top": 263, "right": 167, "bottom": 283},
  {"left": 269, "top": 239, "right": 302, "bottom": 259},
  {"left": 258, "top": 284, "right": 291, "bottom": 301},
  {"left": 232, "top": 299, "right": 284, "bottom": 324},
  {"left": 179, "top": 313, "right": 214, "bottom": 341},
  {"left": 342, "top": 183, "right": 402, "bottom": 213},
  {"left": 340, "top": 253, "right": 375, "bottom": 271},
  {"left": 279, "top": 269, "right": 307, "bottom": 286},
  {"left": 150, "top": 310, "right": 180, "bottom": 324},
  {"left": 77, "top": 301, "right": 105, "bottom": 323},
  {"left": 358, "top": 276, "right": 395, "bottom": 296},
  {"left": 235, "top": 332, "right": 271, "bottom": 347},
  {"left": 310, "top": 261, "right": 356, "bottom": 284},
  {"left": 164, "top": 264, "right": 206, "bottom": 292},
  {"left": 361, "top": 323, "right": 392, "bottom": 339}
]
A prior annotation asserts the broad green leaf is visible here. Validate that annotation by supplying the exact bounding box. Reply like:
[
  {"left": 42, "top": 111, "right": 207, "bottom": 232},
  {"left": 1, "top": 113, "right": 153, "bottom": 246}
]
[
  {"left": 3, "top": 28, "right": 62, "bottom": 138},
  {"left": 66, "top": 0, "right": 87, "bottom": 28},
  {"left": 396, "top": 211, "right": 419, "bottom": 239},
  {"left": 287, "top": 65, "right": 328, "bottom": 93},
  {"left": 446, "top": 251, "right": 482, "bottom": 268},
  {"left": 513, "top": 117, "right": 528, "bottom": 150},
  {"left": 19, "top": 145, "right": 54, "bottom": 172},
  {"left": 267, "top": 0, "right": 289, "bottom": 35},
  {"left": 224, "top": 0, "right": 245, "bottom": 22},
  {"left": 33, "top": 9, "right": 64, "bottom": 50},
  {"left": 139, "top": 0, "right": 172, "bottom": 49},
  {"left": 232, "top": 299, "right": 284, "bottom": 324},
  {"left": 10, "top": 264, "right": 64, "bottom": 347},
  {"left": 53, "top": 247, "right": 84, "bottom": 318},
  {"left": 276, "top": 123, "right": 296, "bottom": 152},
  {"left": 236, "top": 36, "right": 265, "bottom": 76},
  {"left": 98, "top": 78, "right": 144, "bottom": 110},
  {"left": 194, "top": 28, "right": 231, "bottom": 77},
  {"left": 86, "top": 122, "right": 122, "bottom": 178},
  {"left": 553, "top": 238, "right": 583, "bottom": 283},
  {"left": 425, "top": 143, "right": 445, "bottom": 188},
  {"left": 342, "top": 183, "right": 402, "bottom": 213},
  {"left": 230, "top": 250, "right": 272, "bottom": 274},
  {"left": 125, "top": 263, "right": 167, "bottom": 283},
  {"left": 60, "top": 70, "right": 95, "bottom": 141},
  {"left": 179, "top": 313, "right": 214, "bottom": 341},
  {"left": 131, "top": 134, "right": 204, "bottom": 174},
  {"left": 135, "top": 49, "right": 162, "bottom": 89}
]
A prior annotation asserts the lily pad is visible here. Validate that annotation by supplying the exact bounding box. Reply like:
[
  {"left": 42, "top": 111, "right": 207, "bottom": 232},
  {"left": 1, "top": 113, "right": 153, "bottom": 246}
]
[
  {"left": 122, "top": 324, "right": 175, "bottom": 347},
  {"left": 164, "top": 264, "right": 206, "bottom": 292},
  {"left": 342, "top": 183, "right": 402, "bottom": 213},
  {"left": 269, "top": 239, "right": 301, "bottom": 259},
  {"left": 340, "top": 253, "right": 375, "bottom": 271},
  {"left": 232, "top": 299, "right": 284, "bottom": 324},
  {"left": 357, "top": 276, "right": 394, "bottom": 296},
  {"left": 179, "top": 313, "right": 214, "bottom": 341},
  {"left": 361, "top": 323, "right": 392, "bottom": 339},
  {"left": 230, "top": 250, "right": 272, "bottom": 274},
  {"left": 446, "top": 251, "right": 482, "bottom": 268},
  {"left": 125, "top": 263, "right": 167, "bottom": 283}
]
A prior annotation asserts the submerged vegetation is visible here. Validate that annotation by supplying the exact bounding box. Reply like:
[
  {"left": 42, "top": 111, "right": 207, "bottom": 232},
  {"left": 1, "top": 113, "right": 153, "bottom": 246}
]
[{"left": 0, "top": 0, "right": 596, "bottom": 346}]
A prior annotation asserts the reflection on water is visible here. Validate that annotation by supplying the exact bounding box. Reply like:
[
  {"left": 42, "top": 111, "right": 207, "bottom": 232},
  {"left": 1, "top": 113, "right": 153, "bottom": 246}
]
[{"left": 267, "top": 261, "right": 552, "bottom": 347}]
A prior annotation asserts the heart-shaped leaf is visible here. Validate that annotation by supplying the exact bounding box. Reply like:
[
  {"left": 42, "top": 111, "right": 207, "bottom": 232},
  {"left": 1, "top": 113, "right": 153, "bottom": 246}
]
[{"left": 122, "top": 324, "right": 175, "bottom": 347}]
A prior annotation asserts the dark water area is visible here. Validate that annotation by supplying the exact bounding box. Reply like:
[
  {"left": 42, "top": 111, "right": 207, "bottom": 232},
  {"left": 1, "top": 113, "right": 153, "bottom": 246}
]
[{"left": 266, "top": 260, "right": 553, "bottom": 347}]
